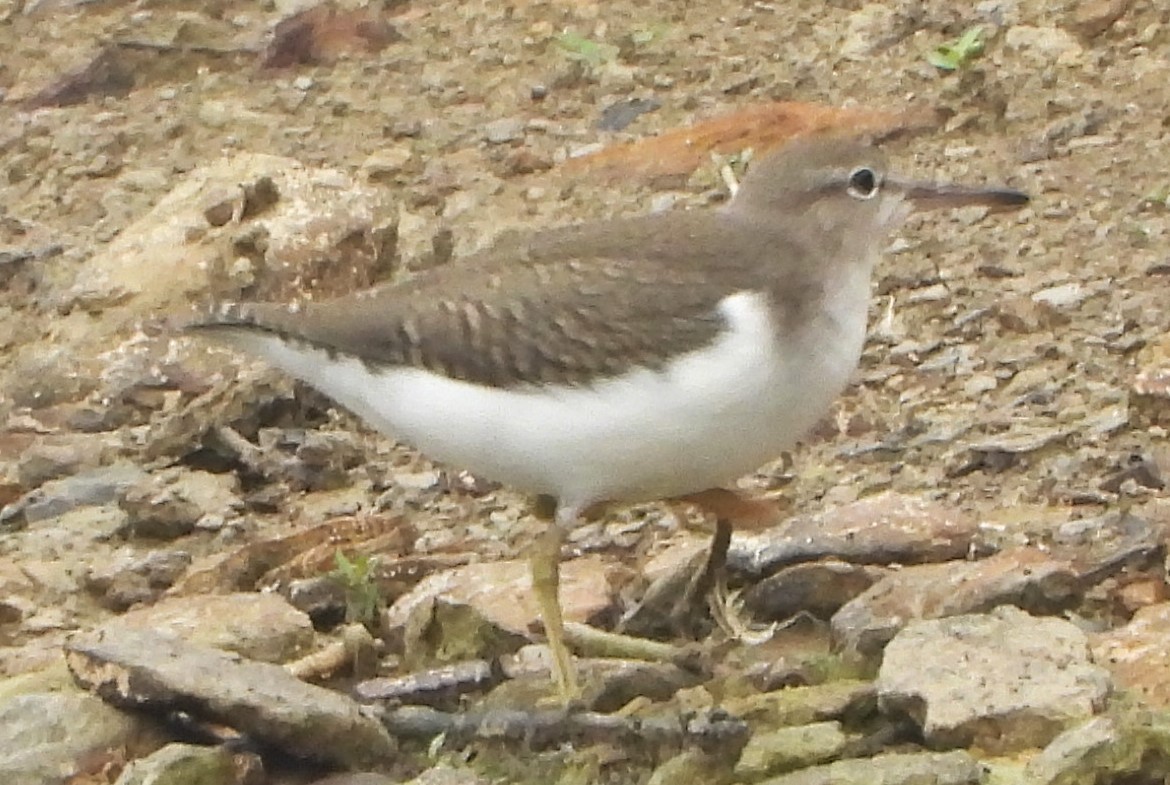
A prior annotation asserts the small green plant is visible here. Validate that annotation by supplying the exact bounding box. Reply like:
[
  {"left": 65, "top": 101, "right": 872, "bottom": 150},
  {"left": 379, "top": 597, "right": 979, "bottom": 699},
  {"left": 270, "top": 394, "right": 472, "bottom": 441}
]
[
  {"left": 1141, "top": 185, "right": 1170, "bottom": 209},
  {"left": 332, "top": 550, "right": 381, "bottom": 627},
  {"left": 927, "top": 25, "right": 986, "bottom": 71},
  {"left": 555, "top": 31, "right": 618, "bottom": 70},
  {"left": 710, "top": 148, "right": 756, "bottom": 196}
]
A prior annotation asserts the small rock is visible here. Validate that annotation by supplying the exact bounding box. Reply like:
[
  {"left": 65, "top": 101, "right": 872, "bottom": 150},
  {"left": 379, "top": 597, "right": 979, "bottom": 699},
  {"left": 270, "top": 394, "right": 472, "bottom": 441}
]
[
  {"left": 385, "top": 556, "right": 613, "bottom": 666},
  {"left": 502, "top": 148, "right": 553, "bottom": 176},
  {"left": 118, "top": 470, "right": 241, "bottom": 540},
  {"left": 1032, "top": 281, "right": 1087, "bottom": 308},
  {"left": 119, "top": 479, "right": 203, "bottom": 540},
  {"left": 84, "top": 549, "right": 193, "bottom": 611},
  {"left": 723, "top": 680, "right": 876, "bottom": 728},
  {"left": 100, "top": 592, "right": 314, "bottom": 664},
  {"left": 2, "top": 463, "right": 146, "bottom": 529},
  {"left": 113, "top": 742, "right": 237, "bottom": 785},
  {"left": 0, "top": 690, "right": 158, "bottom": 783},
  {"left": 285, "top": 576, "right": 348, "bottom": 628},
  {"left": 66, "top": 627, "right": 396, "bottom": 768},
  {"left": 831, "top": 548, "right": 1080, "bottom": 656},
  {"left": 1091, "top": 602, "right": 1170, "bottom": 708},
  {"left": 1065, "top": 0, "right": 1134, "bottom": 38},
  {"left": 839, "top": 4, "right": 903, "bottom": 60},
  {"left": 363, "top": 146, "right": 414, "bottom": 182},
  {"left": 877, "top": 606, "right": 1112, "bottom": 753},
  {"left": 312, "top": 774, "right": 402, "bottom": 785},
  {"left": 751, "top": 750, "right": 982, "bottom": 785},
  {"left": 1004, "top": 25, "right": 1084, "bottom": 63},
  {"left": 1024, "top": 716, "right": 1139, "bottom": 785},
  {"left": 483, "top": 117, "right": 524, "bottom": 145},
  {"left": 744, "top": 559, "right": 885, "bottom": 622},
  {"left": 730, "top": 492, "right": 979, "bottom": 580},
  {"left": 595, "top": 97, "right": 661, "bottom": 132},
  {"left": 15, "top": 438, "right": 97, "bottom": 489},
  {"left": 734, "top": 721, "right": 849, "bottom": 780},
  {"left": 403, "top": 767, "right": 490, "bottom": 785},
  {"left": 202, "top": 187, "right": 239, "bottom": 227}
]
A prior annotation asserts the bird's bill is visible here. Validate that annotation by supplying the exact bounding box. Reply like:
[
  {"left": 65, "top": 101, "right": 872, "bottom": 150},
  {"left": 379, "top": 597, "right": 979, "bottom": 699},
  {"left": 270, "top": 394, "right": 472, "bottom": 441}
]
[{"left": 893, "top": 179, "right": 1030, "bottom": 213}]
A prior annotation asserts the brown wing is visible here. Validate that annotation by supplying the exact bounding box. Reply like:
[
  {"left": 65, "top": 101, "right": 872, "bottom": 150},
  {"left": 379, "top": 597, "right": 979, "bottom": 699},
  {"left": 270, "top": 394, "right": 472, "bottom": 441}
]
[{"left": 189, "top": 211, "right": 803, "bottom": 389}]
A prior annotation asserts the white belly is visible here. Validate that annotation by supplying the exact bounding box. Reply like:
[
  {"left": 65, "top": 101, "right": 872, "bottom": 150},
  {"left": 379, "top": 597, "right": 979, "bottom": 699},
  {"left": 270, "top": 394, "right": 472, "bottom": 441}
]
[{"left": 226, "top": 289, "right": 869, "bottom": 510}]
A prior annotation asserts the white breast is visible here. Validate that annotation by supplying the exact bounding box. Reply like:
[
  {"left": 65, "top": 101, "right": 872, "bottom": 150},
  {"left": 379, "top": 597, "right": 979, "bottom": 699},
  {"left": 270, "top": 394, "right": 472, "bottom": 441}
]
[{"left": 225, "top": 286, "right": 871, "bottom": 511}]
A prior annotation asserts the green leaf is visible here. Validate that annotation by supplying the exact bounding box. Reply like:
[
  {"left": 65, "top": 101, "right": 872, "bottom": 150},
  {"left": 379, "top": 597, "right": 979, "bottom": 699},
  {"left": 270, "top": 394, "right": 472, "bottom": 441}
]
[
  {"left": 555, "top": 32, "right": 618, "bottom": 69},
  {"left": 927, "top": 25, "right": 986, "bottom": 71}
]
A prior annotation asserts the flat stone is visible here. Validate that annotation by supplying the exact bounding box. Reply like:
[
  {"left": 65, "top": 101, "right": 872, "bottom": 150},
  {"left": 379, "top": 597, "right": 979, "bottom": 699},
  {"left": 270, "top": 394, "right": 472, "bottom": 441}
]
[
  {"left": 118, "top": 470, "right": 239, "bottom": 540},
  {"left": 15, "top": 436, "right": 104, "bottom": 489},
  {"left": 113, "top": 742, "right": 237, "bottom": 785},
  {"left": 734, "top": 721, "right": 849, "bottom": 780},
  {"left": 1024, "top": 717, "right": 1138, "bottom": 785},
  {"left": 483, "top": 117, "right": 524, "bottom": 144},
  {"left": 877, "top": 606, "right": 1112, "bottom": 753},
  {"left": 0, "top": 689, "right": 159, "bottom": 784},
  {"left": 744, "top": 559, "right": 885, "bottom": 622},
  {"left": 1004, "top": 25, "right": 1083, "bottom": 62},
  {"left": 2, "top": 463, "right": 146, "bottom": 529},
  {"left": 385, "top": 555, "right": 613, "bottom": 664},
  {"left": 730, "top": 493, "right": 978, "bottom": 581},
  {"left": 1091, "top": 602, "right": 1170, "bottom": 708},
  {"left": 753, "top": 750, "right": 982, "bottom": 785},
  {"left": 66, "top": 627, "right": 395, "bottom": 769},
  {"left": 311, "top": 774, "right": 402, "bottom": 785},
  {"left": 831, "top": 548, "right": 1080, "bottom": 656},
  {"left": 723, "top": 680, "right": 876, "bottom": 728},
  {"left": 99, "top": 592, "right": 314, "bottom": 663}
]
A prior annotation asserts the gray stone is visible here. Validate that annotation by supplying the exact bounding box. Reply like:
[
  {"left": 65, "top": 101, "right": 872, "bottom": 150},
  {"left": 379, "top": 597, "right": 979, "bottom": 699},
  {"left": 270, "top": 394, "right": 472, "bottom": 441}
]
[
  {"left": 831, "top": 548, "right": 1080, "bottom": 656},
  {"left": 2, "top": 463, "right": 146, "bottom": 528},
  {"left": 1025, "top": 716, "right": 1140, "bottom": 785},
  {"left": 730, "top": 493, "right": 978, "bottom": 581},
  {"left": 16, "top": 438, "right": 96, "bottom": 489},
  {"left": 0, "top": 690, "right": 156, "bottom": 785},
  {"left": 99, "top": 592, "right": 314, "bottom": 664},
  {"left": 723, "top": 680, "right": 876, "bottom": 728},
  {"left": 118, "top": 476, "right": 206, "bottom": 540},
  {"left": 877, "top": 606, "right": 1112, "bottom": 753},
  {"left": 385, "top": 556, "right": 612, "bottom": 667},
  {"left": 734, "top": 721, "right": 849, "bottom": 780},
  {"left": 755, "top": 750, "right": 982, "bottom": 785},
  {"left": 85, "top": 549, "right": 192, "bottom": 610},
  {"left": 483, "top": 118, "right": 524, "bottom": 144},
  {"left": 66, "top": 627, "right": 395, "bottom": 768},
  {"left": 1091, "top": 601, "right": 1170, "bottom": 708},
  {"left": 113, "top": 743, "right": 236, "bottom": 785},
  {"left": 745, "top": 559, "right": 885, "bottom": 622}
]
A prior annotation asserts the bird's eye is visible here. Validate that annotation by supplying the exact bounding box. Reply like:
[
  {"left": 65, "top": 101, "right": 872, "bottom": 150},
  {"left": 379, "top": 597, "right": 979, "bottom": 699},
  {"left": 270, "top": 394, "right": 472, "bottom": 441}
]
[{"left": 847, "top": 167, "right": 880, "bottom": 200}]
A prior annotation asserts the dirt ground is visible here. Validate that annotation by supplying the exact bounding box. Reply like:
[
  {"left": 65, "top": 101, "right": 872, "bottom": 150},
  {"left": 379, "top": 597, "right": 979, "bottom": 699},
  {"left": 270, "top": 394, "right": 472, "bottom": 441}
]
[{"left": 1, "top": 0, "right": 1169, "bottom": 780}]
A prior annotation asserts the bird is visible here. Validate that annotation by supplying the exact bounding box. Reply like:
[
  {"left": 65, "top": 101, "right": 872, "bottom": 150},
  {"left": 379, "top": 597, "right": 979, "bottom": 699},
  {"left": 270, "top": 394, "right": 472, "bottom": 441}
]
[{"left": 184, "top": 135, "right": 1029, "bottom": 702}]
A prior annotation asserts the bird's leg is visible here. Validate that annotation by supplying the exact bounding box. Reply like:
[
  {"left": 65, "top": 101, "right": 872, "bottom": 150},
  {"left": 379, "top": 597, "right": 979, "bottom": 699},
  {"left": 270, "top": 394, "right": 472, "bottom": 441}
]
[
  {"left": 529, "top": 504, "right": 580, "bottom": 702},
  {"left": 671, "top": 488, "right": 784, "bottom": 639}
]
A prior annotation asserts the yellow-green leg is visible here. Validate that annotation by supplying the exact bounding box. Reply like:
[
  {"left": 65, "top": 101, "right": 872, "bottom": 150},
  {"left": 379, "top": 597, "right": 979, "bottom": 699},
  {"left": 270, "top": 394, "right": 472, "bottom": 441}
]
[{"left": 529, "top": 512, "right": 580, "bottom": 702}]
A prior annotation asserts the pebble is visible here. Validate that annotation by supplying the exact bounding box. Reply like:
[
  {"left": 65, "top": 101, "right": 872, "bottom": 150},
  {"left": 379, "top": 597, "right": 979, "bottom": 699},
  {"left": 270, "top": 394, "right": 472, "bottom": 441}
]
[
  {"left": 66, "top": 627, "right": 396, "bottom": 768},
  {"left": 878, "top": 606, "right": 1112, "bottom": 753},
  {"left": 483, "top": 117, "right": 524, "bottom": 144}
]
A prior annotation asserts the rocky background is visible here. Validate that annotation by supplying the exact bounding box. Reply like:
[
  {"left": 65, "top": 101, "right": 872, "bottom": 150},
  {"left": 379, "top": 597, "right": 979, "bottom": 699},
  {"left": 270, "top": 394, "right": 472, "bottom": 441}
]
[{"left": 2, "top": 0, "right": 1170, "bottom": 784}]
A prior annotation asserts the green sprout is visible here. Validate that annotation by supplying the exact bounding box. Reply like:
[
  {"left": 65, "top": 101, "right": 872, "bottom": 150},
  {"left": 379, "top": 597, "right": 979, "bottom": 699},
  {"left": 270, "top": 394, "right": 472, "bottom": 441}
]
[
  {"left": 331, "top": 550, "right": 381, "bottom": 627},
  {"left": 710, "top": 148, "right": 756, "bottom": 197},
  {"left": 555, "top": 32, "right": 619, "bottom": 70},
  {"left": 927, "top": 25, "right": 986, "bottom": 71},
  {"left": 1141, "top": 185, "right": 1170, "bottom": 209}
]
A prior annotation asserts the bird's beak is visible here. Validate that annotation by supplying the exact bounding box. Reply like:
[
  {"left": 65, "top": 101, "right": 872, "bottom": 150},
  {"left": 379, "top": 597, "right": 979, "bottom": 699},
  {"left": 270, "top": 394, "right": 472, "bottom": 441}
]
[{"left": 891, "top": 178, "right": 1030, "bottom": 213}]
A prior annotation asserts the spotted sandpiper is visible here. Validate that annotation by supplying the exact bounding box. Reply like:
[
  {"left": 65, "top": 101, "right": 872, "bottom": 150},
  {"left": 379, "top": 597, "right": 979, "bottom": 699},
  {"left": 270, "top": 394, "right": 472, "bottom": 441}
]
[{"left": 185, "top": 136, "right": 1028, "bottom": 701}]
